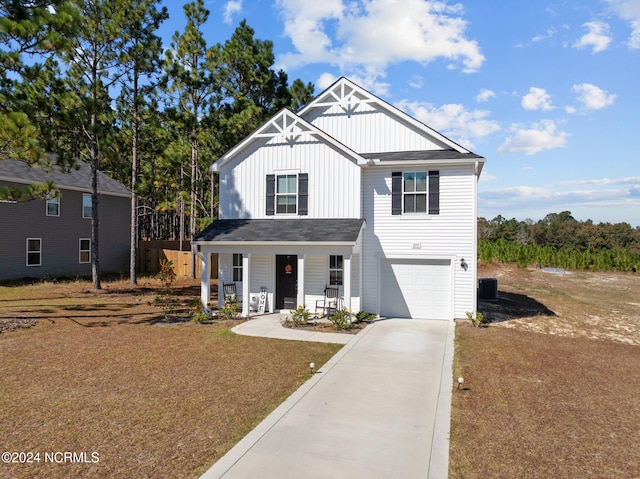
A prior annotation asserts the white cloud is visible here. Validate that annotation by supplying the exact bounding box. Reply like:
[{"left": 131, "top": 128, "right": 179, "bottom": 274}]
[
  {"left": 557, "top": 176, "right": 640, "bottom": 187},
  {"left": 498, "top": 120, "right": 569, "bottom": 155},
  {"left": 396, "top": 100, "right": 500, "bottom": 150},
  {"left": 606, "top": 0, "right": 640, "bottom": 49},
  {"left": 572, "top": 83, "right": 616, "bottom": 110},
  {"left": 275, "top": 0, "right": 485, "bottom": 88},
  {"left": 223, "top": 1, "right": 242, "bottom": 24},
  {"left": 476, "top": 89, "right": 495, "bottom": 103},
  {"left": 408, "top": 75, "right": 424, "bottom": 89},
  {"left": 522, "top": 87, "right": 554, "bottom": 111},
  {"left": 479, "top": 171, "right": 497, "bottom": 182},
  {"left": 316, "top": 72, "right": 339, "bottom": 91},
  {"left": 573, "top": 21, "right": 612, "bottom": 53}
]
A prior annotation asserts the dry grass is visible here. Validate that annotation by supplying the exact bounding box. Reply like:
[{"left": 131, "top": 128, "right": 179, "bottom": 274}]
[
  {"left": 450, "top": 263, "right": 640, "bottom": 478},
  {"left": 0, "top": 277, "right": 342, "bottom": 478}
]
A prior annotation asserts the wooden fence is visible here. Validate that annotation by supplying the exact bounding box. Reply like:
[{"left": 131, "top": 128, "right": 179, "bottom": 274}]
[{"left": 138, "top": 240, "right": 218, "bottom": 278}]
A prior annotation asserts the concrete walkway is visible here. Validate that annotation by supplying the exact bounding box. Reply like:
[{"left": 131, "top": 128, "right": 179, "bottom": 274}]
[{"left": 200, "top": 315, "right": 455, "bottom": 479}]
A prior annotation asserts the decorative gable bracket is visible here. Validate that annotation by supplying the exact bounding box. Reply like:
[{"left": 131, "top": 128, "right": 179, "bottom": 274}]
[{"left": 254, "top": 110, "right": 316, "bottom": 146}]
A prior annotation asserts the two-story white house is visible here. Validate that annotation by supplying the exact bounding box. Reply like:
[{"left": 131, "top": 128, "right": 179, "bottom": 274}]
[{"left": 193, "top": 77, "right": 485, "bottom": 320}]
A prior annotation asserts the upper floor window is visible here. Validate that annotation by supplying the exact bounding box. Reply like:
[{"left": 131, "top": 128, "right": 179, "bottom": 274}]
[
  {"left": 403, "top": 172, "right": 427, "bottom": 213},
  {"left": 82, "top": 193, "right": 92, "bottom": 218},
  {"left": 79, "top": 238, "right": 91, "bottom": 263},
  {"left": 276, "top": 174, "right": 297, "bottom": 214},
  {"left": 266, "top": 173, "right": 308, "bottom": 216},
  {"left": 46, "top": 196, "right": 60, "bottom": 217},
  {"left": 329, "top": 255, "right": 343, "bottom": 286},
  {"left": 27, "top": 238, "right": 41, "bottom": 266},
  {"left": 232, "top": 253, "right": 243, "bottom": 282},
  {"left": 392, "top": 170, "right": 439, "bottom": 216}
]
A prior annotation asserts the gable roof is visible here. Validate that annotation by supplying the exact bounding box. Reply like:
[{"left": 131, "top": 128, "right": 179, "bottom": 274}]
[
  {"left": 210, "top": 109, "right": 365, "bottom": 172},
  {"left": 299, "top": 76, "right": 471, "bottom": 154},
  {"left": 0, "top": 159, "right": 130, "bottom": 197},
  {"left": 193, "top": 218, "right": 366, "bottom": 244}
]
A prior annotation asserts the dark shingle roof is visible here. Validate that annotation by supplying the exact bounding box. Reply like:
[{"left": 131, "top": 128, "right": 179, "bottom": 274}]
[
  {"left": 360, "top": 149, "right": 484, "bottom": 161},
  {"left": 0, "top": 159, "right": 130, "bottom": 197},
  {"left": 194, "top": 218, "right": 366, "bottom": 243}
]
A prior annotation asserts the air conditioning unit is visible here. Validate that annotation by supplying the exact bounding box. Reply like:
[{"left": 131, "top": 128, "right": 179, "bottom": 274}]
[{"left": 478, "top": 278, "right": 498, "bottom": 301}]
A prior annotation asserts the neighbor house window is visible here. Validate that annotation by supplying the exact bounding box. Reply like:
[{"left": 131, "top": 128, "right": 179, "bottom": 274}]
[
  {"left": 79, "top": 238, "right": 91, "bottom": 263},
  {"left": 276, "top": 174, "right": 297, "bottom": 214},
  {"left": 27, "top": 238, "right": 41, "bottom": 266},
  {"left": 232, "top": 253, "right": 243, "bottom": 282},
  {"left": 329, "top": 255, "right": 343, "bottom": 286},
  {"left": 403, "top": 172, "right": 427, "bottom": 213},
  {"left": 46, "top": 196, "right": 60, "bottom": 216},
  {"left": 82, "top": 193, "right": 92, "bottom": 218}
]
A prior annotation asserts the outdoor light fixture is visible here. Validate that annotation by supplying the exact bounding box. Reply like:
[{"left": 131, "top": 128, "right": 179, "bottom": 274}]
[
  {"left": 310, "top": 362, "right": 316, "bottom": 374},
  {"left": 460, "top": 258, "right": 468, "bottom": 271},
  {"left": 457, "top": 377, "right": 464, "bottom": 389}
]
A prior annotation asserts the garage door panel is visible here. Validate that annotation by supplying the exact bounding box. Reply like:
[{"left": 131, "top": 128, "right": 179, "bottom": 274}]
[{"left": 380, "top": 260, "right": 451, "bottom": 319}]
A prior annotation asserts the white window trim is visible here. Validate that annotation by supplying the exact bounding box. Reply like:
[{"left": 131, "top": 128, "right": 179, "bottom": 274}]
[
  {"left": 82, "top": 193, "right": 92, "bottom": 219},
  {"left": 46, "top": 196, "right": 60, "bottom": 217},
  {"left": 79, "top": 238, "right": 91, "bottom": 264},
  {"left": 275, "top": 173, "right": 298, "bottom": 215},
  {"left": 403, "top": 171, "right": 428, "bottom": 214},
  {"left": 26, "top": 238, "right": 42, "bottom": 267},
  {"left": 232, "top": 253, "right": 243, "bottom": 282},
  {"left": 329, "top": 255, "right": 344, "bottom": 286}
]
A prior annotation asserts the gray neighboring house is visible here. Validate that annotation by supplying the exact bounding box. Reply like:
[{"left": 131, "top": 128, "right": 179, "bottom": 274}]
[{"left": 0, "top": 159, "right": 130, "bottom": 281}]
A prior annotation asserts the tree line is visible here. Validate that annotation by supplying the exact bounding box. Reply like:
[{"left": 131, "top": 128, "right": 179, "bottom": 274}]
[
  {"left": 1, "top": 0, "right": 315, "bottom": 287},
  {"left": 478, "top": 211, "right": 640, "bottom": 272}
]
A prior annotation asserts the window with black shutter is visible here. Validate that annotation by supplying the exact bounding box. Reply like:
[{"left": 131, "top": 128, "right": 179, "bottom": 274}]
[
  {"left": 391, "top": 170, "right": 440, "bottom": 215},
  {"left": 266, "top": 174, "right": 275, "bottom": 215}
]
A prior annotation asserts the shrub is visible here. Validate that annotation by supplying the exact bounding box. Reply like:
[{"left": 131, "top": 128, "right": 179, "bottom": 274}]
[
  {"left": 218, "top": 295, "right": 240, "bottom": 320},
  {"left": 191, "top": 310, "right": 211, "bottom": 323},
  {"left": 284, "top": 305, "right": 311, "bottom": 327},
  {"left": 466, "top": 311, "right": 485, "bottom": 327},
  {"left": 354, "top": 311, "right": 376, "bottom": 323},
  {"left": 330, "top": 308, "right": 353, "bottom": 330}
]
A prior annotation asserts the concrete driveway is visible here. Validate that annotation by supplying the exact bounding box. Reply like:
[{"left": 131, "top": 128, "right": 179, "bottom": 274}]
[{"left": 200, "top": 317, "right": 455, "bottom": 479}]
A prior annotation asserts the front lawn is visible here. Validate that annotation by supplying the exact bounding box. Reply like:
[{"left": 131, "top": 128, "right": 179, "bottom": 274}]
[
  {"left": 450, "top": 263, "right": 640, "bottom": 478},
  {"left": 0, "top": 277, "right": 342, "bottom": 478}
]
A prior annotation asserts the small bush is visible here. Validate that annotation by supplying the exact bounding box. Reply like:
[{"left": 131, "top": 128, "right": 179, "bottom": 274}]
[
  {"left": 466, "top": 311, "right": 485, "bottom": 327},
  {"left": 191, "top": 310, "right": 211, "bottom": 323},
  {"left": 354, "top": 311, "right": 376, "bottom": 323},
  {"left": 218, "top": 295, "right": 240, "bottom": 320},
  {"left": 330, "top": 308, "right": 353, "bottom": 330},
  {"left": 284, "top": 305, "right": 311, "bottom": 327}
]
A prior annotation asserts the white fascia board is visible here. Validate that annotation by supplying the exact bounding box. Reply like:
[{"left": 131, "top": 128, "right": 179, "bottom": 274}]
[{"left": 363, "top": 157, "right": 486, "bottom": 172}]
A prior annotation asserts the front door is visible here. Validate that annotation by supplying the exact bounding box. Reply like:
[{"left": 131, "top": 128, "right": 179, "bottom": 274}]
[{"left": 276, "top": 255, "right": 297, "bottom": 310}]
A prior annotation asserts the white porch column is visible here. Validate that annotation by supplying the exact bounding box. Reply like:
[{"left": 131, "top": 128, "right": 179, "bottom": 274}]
[
  {"left": 297, "top": 254, "right": 305, "bottom": 309},
  {"left": 242, "top": 253, "right": 250, "bottom": 316},
  {"left": 343, "top": 254, "right": 352, "bottom": 310},
  {"left": 200, "top": 251, "right": 211, "bottom": 310}
]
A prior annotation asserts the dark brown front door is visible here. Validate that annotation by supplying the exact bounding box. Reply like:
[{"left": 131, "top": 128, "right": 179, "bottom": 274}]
[{"left": 276, "top": 255, "right": 297, "bottom": 310}]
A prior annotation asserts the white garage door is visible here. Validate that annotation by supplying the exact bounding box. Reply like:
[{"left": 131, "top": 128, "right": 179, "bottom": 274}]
[{"left": 380, "top": 259, "right": 452, "bottom": 319}]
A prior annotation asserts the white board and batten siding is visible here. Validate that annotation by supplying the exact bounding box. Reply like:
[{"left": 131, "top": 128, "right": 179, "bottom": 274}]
[
  {"left": 304, "top": 102, "right": 445, "bottom": 154},
  {"left": 361, "top": 165, "right": 477, "bottom": 319},
  {"left": 219, "top": 134, "right": 361, "bottom": 220}
]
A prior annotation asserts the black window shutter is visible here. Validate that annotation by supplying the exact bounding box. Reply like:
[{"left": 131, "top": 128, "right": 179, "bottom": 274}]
[
  {"left": 429, "top": 170, "right": 440, "bottom": 215},
  {"left": 298, "top": 173, "right": 308, "bottom": 215},
  {"left": 266, "top": 174, "right": 275, "bottom": 216},
  {"left": 391, "top": 172, "right": 402, "bottom": 215}
]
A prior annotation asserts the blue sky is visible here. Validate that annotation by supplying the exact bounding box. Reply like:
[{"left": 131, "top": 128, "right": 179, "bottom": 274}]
[{"left": 160, "top": 0, "right": 640, "bottom": 226}]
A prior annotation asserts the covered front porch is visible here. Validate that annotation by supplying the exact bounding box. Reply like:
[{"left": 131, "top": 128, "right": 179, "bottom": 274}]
[{"left": 192, "top": 219, "right": 366, "bottom": 317}]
